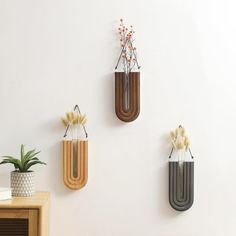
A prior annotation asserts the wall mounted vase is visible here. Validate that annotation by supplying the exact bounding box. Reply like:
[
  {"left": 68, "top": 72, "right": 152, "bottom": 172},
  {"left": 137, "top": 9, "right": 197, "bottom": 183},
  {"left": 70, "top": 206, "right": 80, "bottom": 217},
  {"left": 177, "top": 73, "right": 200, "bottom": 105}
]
[
  {"left": 115, "top": 71, "right": 140, "bottom": 122},
  {"left": 168, "top": 149, "right": 194, "bottom": 211},
  {"left": 63, "top": 140, "right": 88, "bottom": 190},
  {"left": 61, "top": 105, "right": 88, "bottom": 190}
]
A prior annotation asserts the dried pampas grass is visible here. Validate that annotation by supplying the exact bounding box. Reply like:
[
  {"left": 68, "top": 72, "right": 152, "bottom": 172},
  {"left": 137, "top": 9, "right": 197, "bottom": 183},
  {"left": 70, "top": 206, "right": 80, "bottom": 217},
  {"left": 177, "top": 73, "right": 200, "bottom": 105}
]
[
  {"left": 170, "top": 125, "right": 190, "bottom": 151},
  {"left": 61, "top": 106, "right": 88, "bottom": 139}
]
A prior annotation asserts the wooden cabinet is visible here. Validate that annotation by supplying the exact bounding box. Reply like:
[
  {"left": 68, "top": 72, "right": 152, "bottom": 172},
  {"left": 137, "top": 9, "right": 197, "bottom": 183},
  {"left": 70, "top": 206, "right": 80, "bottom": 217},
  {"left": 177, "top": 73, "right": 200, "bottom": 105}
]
[{"left": 0, "top": 192, "right": 49, "bottom": 236}]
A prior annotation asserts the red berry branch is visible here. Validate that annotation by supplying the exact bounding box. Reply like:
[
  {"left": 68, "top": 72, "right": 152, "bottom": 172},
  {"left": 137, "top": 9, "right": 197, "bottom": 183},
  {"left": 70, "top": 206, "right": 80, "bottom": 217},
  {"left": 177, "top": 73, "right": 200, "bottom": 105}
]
[{"left": 115, "top": 19, "right": 140, "bottom": 72}]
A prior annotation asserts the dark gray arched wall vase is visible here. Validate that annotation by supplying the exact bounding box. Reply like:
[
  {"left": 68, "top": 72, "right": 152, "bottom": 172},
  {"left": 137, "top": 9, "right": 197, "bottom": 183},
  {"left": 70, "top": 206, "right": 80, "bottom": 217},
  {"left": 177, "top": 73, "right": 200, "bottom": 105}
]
[
  {"left": 115, "top": 72, "right": 140, "bottom": 122},
  {"left": 169, "top": 149, "right": 194, "bottom": 211}
]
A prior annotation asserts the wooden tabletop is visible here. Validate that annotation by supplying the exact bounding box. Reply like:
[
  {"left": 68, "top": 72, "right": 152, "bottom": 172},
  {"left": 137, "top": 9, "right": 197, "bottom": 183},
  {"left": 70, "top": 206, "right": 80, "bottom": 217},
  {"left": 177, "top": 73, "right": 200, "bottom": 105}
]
[{"left": 0, "top": 192, "right": 50, "bottom": 209}]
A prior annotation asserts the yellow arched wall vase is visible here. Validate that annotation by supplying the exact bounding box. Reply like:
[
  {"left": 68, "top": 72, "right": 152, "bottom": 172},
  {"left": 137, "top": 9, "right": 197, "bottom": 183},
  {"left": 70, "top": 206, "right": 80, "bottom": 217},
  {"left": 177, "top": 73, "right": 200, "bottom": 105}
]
[{"left": 63, "top": 140, "right": 88, "bottom": 190}]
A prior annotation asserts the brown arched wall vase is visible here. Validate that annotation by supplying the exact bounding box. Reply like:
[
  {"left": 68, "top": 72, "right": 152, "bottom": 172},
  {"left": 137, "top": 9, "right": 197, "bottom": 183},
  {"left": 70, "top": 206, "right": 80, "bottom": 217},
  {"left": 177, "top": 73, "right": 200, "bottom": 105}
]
[
  {"left": 115, "top": 72, "right": 140, "bottom": 122},
  {"left": 63, "top": 140, "right": 88, "bottom": 190}
]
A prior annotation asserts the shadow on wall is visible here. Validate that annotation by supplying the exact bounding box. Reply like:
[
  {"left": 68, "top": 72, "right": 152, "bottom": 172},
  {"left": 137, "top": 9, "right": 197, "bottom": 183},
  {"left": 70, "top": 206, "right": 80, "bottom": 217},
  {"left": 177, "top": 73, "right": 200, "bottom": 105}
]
[
  {"left": 42, "top": 118, "right": 80, "bottom": 196},
  {"left": 156, "top": 134, "right": 182, "bottom": 218},
  {"left": 102, "top": 73, "right": 126, "bottom": 127},
  {"left": 47, "top": 141, "right": 64, "bottom": 195}
]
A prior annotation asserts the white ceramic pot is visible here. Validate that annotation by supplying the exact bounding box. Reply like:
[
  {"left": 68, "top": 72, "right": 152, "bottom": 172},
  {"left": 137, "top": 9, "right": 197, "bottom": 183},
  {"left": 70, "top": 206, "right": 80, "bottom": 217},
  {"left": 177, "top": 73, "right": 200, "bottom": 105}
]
[{"left": 11, "top": 171, "right": 35, "bottom": 197}]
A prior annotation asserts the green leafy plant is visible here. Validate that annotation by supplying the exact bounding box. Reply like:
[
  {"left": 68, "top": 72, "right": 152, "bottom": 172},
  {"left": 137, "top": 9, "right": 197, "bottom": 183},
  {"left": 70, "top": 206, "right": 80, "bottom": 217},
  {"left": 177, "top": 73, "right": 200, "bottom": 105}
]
[{"left": 0, "top": 145, "right": 46, "bottom": 172}]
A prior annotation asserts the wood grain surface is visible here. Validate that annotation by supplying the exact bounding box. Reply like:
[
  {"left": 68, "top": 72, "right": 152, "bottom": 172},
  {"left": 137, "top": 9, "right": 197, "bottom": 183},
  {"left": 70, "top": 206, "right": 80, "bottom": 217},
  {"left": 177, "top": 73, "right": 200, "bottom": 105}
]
[
  {"left": 115, "top": 72, "right": 140, "bottom": 122},
  {"left": 63, "top": 140, "right": 88, "bottom": 190}
]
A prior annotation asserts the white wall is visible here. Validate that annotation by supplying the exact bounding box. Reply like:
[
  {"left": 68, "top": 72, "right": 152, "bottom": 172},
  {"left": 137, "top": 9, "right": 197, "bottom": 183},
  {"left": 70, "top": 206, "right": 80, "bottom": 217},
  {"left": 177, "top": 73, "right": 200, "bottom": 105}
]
[{"left": 1, "top": 0, "right": 236, "bottom": 235}]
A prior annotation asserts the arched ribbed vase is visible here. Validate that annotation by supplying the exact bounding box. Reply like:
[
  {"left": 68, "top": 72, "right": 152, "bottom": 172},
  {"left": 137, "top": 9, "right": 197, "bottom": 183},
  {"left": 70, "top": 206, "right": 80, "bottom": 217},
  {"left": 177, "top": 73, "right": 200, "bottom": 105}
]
[
  {"left": 169, "top": 161, "right": 194, "bottom": 211},
  {"left": 115, "top": 72, "right": 140, "bottom": 122},
  {"left": 63, "top": 140, "right": 88, "bottom": 190}
]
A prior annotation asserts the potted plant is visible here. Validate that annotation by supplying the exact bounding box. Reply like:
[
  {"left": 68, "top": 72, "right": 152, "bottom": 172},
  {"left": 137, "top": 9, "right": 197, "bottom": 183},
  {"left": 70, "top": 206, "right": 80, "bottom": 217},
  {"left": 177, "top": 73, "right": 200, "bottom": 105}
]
[
  {"left": 114, "top": 19, "right": 141, "bottom": 122},
  {"left": 0, "top": 145, "right": 46, "bottom": 197}
]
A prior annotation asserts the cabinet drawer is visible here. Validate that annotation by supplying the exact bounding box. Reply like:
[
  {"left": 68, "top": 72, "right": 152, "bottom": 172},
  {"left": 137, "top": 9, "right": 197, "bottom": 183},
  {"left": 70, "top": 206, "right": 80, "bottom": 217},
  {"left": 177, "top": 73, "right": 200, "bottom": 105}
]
[{"left": 0, "top": 209, "right": 38, "bottom": 236}]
